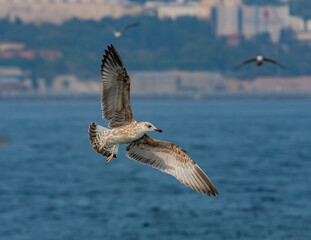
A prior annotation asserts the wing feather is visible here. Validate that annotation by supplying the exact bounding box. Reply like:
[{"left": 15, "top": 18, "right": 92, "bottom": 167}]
[
  {"left": 120, "top": 23, "right": 140, "bottom": 34},
  {"left": 125, "top": 135, "right": 218, "bottom": 196},
  {"left": 263, "top": 57, "right": 285, "bottom": 69},
  {"left": 235, "top": 58, "right": 257, "bottom": 69},
  {"left": 102, "top": 24, "right": 117, "bottom": 34},
  {"left": 101, "top": 45, "right": 134, "bottom": 128}
]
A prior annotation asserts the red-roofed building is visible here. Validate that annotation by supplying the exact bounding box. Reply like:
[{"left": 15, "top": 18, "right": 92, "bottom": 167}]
[
  {"left": 18, "top": 51, "right": 35, "bottom": 59},
  {"left": 0, "top": 51, "right": 14, "bottom": 58},
  {"left": 226, "top": 32, "right": 244, "bottom": 46},
  {"left": 39, "top": 50, "right": 63, "bottom": 60}
]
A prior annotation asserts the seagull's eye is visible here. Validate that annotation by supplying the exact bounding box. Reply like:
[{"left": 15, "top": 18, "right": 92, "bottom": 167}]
[{"left": 148, "top": 125, "right": 152, "bottom": 128}]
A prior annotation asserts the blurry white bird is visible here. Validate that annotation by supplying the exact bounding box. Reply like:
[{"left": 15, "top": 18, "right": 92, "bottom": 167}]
[
  {"left": 236, "top": 55, "right": 285, "bottom": 69},
  {"left": 102, "top": 23, "right": 140, "bottom": 38}
]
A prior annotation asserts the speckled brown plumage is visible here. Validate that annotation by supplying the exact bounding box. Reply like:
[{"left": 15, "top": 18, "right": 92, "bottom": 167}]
[
  {"left": 101, "top": 45, "right": 134, "bottom": 128},
  {"left": 126, "top": 135, "right": 218, "bottom": 196},
  {"left": 89, "top": 45, "right": 218, "bottom": 196}
]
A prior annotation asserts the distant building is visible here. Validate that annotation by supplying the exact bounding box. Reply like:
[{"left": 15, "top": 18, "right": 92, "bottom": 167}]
[
  {"left": 18, "top": 51, "right": 35, "bottom": 59},
  {"left": 0, "top": 0, "right": 242, "bottom": 23},
  {"left": 0, "top": 0, "right": 143, "bottom": 24},
  {"left": 0, "top": 42, "right": 25, "bottom": 51},
  {"left": 200, "top": 0, "right": 220, "bottom": 19},
  {"left": 39, "top": 50, "right": 63, "bottom": 60},
  {"left": 242, "top": 5, "right": 291, "bottom": 43},
  {"left": 213, "top": 5, "right": 242, "bottom": 37},
  {"left": 131, "top": 71, "right": 177, "bottom": 95},
  {"left": 0, "top": 46, "right": 63, "bottom": 60},
  {"left": 130, "top": 70, "right": 225, "bottom": 97},
  {"left": 51, "top": 75, "right": 100, "bottom": 94},
  {"left": 1, "top": 0, "right": 310, "bottom": 46},
  {"left": 291, "top": 18, "right": 311, "bottom": 46},
  {"left": 37, "top": 78, "right": 47, "bottom": 93},
  {"left": 226, "top": 76, "right": 311, "bottom": 93},
  {"left": 0, "top": 67, "right": 25, "bottom": 93},
  {"left": 0, "top": 67, "right": 24, "bottom": 77},
  {"left": 144, "top": 0, "right": 200, "bottom": 20},
  {"left": 0, "top": 51, "right": 14, "bottom": 58},
  {"left": 213, "top": 3, "right": 297, "bottom": 43}
]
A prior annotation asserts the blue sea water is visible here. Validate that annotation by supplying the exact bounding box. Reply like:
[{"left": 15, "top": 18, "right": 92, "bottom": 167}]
[{"left": 0, "top": 99, "right": 310, "bottom": 240}]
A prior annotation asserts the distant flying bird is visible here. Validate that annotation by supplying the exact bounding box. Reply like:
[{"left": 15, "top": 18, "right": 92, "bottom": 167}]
[
  {"left": 236, "top": 55, "right": 285, "bottom": 69},
  {"left": 102, "top": 23, "right": 140, "bottom": 38},
  {"left": 88, "top": 45, "right": 218, "bottom": 196}
]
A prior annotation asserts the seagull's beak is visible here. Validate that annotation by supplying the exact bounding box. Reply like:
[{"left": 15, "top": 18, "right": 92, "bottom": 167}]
[{"left": 155, "top": 129, "right": 162, "bottom": 133}]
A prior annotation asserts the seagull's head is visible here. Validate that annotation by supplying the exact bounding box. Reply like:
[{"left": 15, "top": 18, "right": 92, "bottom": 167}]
[
  {"left": 256, "top": 55, "right": 263, "bottom": 62},
  {"left": 139, "top": 122, "right": 162, "bottom": 133}
]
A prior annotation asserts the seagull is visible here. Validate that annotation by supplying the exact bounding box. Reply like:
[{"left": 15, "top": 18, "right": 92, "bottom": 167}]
[
  {"left": 88, "top": 45, "right": 218, "bottom": 196},
  {"left": 102, "top": 23, "right": 140, "bottom": 38},
  {"left": 236, "top": 55, "right": 285, "bottom": 69}
]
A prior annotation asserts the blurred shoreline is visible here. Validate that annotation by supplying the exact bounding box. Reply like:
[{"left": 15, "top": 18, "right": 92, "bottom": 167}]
[
  {"left": 1, "top": 91, "right": 311, "bottom": 100},
  {"left": 2, "top": 69, "right": 311, "bottom": 100}
]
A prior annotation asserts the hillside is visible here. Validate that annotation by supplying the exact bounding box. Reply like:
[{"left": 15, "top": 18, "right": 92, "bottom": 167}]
[{"left": 0, "top": 16, "right": 310, "bottom": 81}]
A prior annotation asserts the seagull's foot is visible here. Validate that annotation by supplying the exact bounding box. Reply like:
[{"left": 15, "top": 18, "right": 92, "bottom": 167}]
[
  {"left": 99, "top": 138, "right": 109, "bottom": 151},
  {"left": 106, "top": 145, "right": 116, "bottom": 165},
  {"left": 106, "top": 154, "right": 114, "bottom": 165}
]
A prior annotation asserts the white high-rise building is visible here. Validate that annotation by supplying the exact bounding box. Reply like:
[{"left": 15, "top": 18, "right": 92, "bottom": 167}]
[
  {"left": 214, "top": 6, "right": 241, "bottom": 36},
  {"left": 242, "top": 5, "right": 291, "bottom": 42},
  {"left": 213, "top": 4, "right": 294, "bottom": 43}
]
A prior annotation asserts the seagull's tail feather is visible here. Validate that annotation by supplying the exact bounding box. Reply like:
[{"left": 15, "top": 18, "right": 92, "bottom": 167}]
[
  {"left": 88, "top": 122, "right": 118, "bottom": 158},
  {"left": 89, "top": 122, "right": 110, "bottom": 134}
]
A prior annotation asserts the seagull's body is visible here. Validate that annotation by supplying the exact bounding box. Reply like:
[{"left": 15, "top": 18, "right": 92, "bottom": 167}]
[
  {"left": 255, "top": 55, "right": 264, "bottom": 66},
  {"left": 102, "top": 23, "right": 139, "bottom": 38},
  {"left": 89, "top": 121, "right": 158, "bottom": 157},
  {"left": 113, "top": 32, "right": 122, "bottom": 38},
  {"left": 89, "top": 45, "right": 218, "bottom": 196},
  {"left": 236, "top": 55, "right": 285, "bottom": 69}
]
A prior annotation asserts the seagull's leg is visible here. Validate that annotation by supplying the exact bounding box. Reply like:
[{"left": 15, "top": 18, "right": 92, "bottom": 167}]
[
  {"left": 106, "top": 145, "right": 116, "bottom": 165},
  {"left": 99, "top": 138, "right": 109, "bottom": 151}
]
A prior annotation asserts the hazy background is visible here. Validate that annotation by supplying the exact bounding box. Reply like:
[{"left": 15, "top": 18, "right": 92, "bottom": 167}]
[
  {"left": 1, "top": 1, "right": 311, "bottom": 240},
  {"left": 2, "top": 0, "right": 311, "bottom": 98}
]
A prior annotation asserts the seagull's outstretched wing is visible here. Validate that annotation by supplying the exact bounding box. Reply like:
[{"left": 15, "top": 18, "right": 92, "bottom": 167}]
[
  {"left": 235, "top": 58, "right": 257, "bottom": 69},
  {"left": 126, "top": 135, "right": 218, "bottom": 196},
  {"left": 102, "top": 24, "right": 117, "bottom": 34},
  {"left": 120, "top": 23, "right": 140, "bottom": 35},
  {"left": 101, "top": 45, "right": 134, "bottom": 128},
  {"left": 263, "top": 57, "right": 286, "bottom": 69}
]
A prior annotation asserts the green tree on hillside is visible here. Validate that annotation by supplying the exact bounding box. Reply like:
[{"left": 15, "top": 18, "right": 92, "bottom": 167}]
[{"left": 0, "top": 16, "right": 310, "bottom": 80}]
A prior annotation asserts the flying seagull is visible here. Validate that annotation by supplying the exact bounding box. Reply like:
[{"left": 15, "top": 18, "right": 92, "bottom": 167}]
[
  {"left": 236, "top": 55, "right": 285, "bottom": 69},
  {"left": 88, "top": 45, "right": 218, "bottom": 196},
  {"left": 102, "top": 23, "right": 140, "bottom": 38}
]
